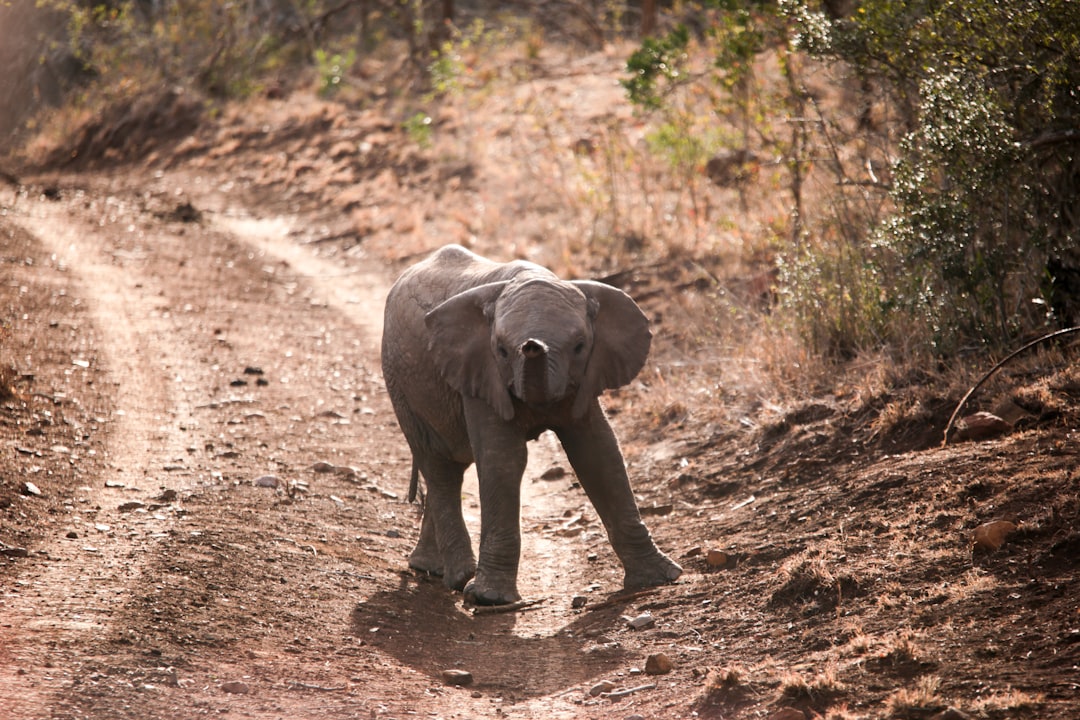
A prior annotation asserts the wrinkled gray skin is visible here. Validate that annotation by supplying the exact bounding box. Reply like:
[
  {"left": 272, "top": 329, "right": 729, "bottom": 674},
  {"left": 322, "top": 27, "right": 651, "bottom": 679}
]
[{"left": 381, "top": 245, "right": 682, "bottom": 605}]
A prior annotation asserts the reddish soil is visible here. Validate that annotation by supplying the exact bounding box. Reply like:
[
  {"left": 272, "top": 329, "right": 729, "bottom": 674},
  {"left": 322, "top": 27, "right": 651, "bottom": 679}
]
[{"left": 1, "top": 48, "right": 1078, "bottom": 720}]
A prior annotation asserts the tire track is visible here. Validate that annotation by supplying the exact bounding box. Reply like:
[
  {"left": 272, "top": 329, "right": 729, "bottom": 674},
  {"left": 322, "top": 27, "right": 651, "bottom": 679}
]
[{"left": 2, "top": 196, "right": 212, "bottom": 717}]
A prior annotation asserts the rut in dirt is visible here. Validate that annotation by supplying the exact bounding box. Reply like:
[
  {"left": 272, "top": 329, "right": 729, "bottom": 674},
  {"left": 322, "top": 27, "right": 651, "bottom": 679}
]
[
  {"left": 1, "top": 186, "right": 641, "bottom": 719},
  {"left": 1, "top": 190, "right": 401, "bottom": 716}
]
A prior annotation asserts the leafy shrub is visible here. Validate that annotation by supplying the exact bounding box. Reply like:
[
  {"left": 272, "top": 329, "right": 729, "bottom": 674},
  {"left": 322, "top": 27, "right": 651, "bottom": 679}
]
[{"left": 626, "top": 0, "right": 1080, "bottom": 357}]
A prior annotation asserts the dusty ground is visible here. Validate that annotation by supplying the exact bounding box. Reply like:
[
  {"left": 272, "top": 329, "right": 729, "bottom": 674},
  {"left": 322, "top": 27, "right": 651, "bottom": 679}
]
[{"left": 1, "top": 47, "right": 1079, "bottom": 720}]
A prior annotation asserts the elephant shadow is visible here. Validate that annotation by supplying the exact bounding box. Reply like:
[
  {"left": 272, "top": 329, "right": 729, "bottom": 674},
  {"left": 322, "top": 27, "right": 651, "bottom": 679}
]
[{"left": 350, "top": 572, "right": 632, "bottom": 698}]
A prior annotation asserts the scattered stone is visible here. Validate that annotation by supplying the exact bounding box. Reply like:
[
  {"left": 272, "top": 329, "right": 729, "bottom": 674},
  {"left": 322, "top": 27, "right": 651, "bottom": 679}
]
[
  {"left": 571, "top": 595, "right": 588, "bottom": 609},
  {"left": 682, "top": 546, "right": 703, "bottom": 558},
  {"left": 955, "top": 411, "right": 1012, "bottom": 442},
  {"left": 21, "top": 481, "right": 42, "bottom": 497},
  {"left": 639, "top": 503, "right": 673, "bottom": 516},
  {"left": 644, "top": 653, "right": 674, "bottom": 675},
  {"left": 1, "top": 545, "right": 29, "bottom": 558},
  {"left": 440, "top": 669, "right": 473, "bottom": 686},
  {"left": 706, "top": 549, "right": 730, "bottom": 568},
  {"left": 220, "top": 681, "right": 251, "bottom": 694},
  {"left": 254, "top": 475, "right": 280, "bottom": 488},
  {"left": 385, "top": 529, "right": 401, "bottom": 539},
  {"left": 973, "top": 520, "right": 1018, "bottom": 551},
  {"left": 539, "top": 466, "right": 567, "bottom": 481},
  {"left": 94, "top": 523, "right": 111, "bottom": 533},
  {"left": 589, "top": 680, "right": 616, "bottom": 696},
  {"left": 627, "top": 612, "right": 655, "bottom": 630},
  {"left": 243, "top": 366, "right": 264, "bottom": 375},
  {"left": 66, "top": 531, "right": 79, "bottom": 539},
  {"left": 230, "top": 379, "right": 248, "bottom": 387},
  {"left": 932, "top": 708, "right": 973, "bottom": 720},
  {"left": 117, "top": 500, "right": 147, "bottom": 512},
  {"left": 105, "top": 480, "right": 126, "bottom": 488},
  {"left": 312, "top": 461, "right": 337, "bottom": 473},
  {"left": 156, "top": 489, "right": 178, "bottom": 502},
  {"left": 768, "top": 708, "right": 806, "bottom": 720}
]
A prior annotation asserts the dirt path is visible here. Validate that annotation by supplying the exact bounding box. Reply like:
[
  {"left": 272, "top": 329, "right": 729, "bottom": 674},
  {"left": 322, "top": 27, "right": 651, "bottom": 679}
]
[{"left": 1, "top": 178, "right": 678, "bottom": 719}]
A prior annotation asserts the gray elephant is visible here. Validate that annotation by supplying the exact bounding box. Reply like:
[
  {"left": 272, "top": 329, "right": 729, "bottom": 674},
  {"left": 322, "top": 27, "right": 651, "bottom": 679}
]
[{"left": 381, "top": 245, "right": 682, "bottom": 605}]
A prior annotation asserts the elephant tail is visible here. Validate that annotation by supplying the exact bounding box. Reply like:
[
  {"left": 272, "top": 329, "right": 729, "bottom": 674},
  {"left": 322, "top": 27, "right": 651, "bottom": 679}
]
[{"left": 408, "top": 461, "right": 420, "bottom": 504}]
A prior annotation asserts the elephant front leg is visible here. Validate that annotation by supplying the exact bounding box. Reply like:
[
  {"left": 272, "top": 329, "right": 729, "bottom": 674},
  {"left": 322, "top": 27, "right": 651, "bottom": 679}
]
[
  {"left": 462, "top": 398, "right": 526, "bottom": 605},
  {"left": 556, "top": 403, "right": 682, "bottom": 590}
]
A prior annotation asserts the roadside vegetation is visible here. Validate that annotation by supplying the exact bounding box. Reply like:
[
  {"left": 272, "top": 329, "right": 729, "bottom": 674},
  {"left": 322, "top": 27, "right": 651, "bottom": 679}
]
[{"left": 3, "top": 0, "right": 1079, "bottom": 422}]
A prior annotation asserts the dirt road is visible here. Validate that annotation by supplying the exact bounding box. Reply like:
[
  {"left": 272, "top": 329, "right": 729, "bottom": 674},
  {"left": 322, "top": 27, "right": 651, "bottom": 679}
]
[{"left": 2, "top": 175, "right": 677, "bottom": 719}]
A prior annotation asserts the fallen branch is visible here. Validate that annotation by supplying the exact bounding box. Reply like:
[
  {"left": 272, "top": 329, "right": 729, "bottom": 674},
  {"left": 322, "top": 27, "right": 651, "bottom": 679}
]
[
  {"left": 288, "top": 681, "right": 346, "bottom": 692},
  {"left": 602, "top": 682, "right": 657, "bottom": 700},
  {"left": 943, "top": 326, "right": 1080, "bottom": 446},
  {"left": 470, "top": 598, "right": 545, "bottom": 615}
]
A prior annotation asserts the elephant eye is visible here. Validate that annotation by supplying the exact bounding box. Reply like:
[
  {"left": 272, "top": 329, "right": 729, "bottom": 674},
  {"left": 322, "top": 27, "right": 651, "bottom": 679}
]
[
  {"left": 497, "top": 345, "right": 509, "bottom": 358},
  {"left": 573, "top": 342, "right": 585, "bottom": 355}
]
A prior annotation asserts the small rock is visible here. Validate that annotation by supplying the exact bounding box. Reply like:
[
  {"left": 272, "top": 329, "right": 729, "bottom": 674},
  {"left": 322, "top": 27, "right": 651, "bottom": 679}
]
[
  {"left": 440, "top": 669, "right": 473, "bottom": 686},
  {"left": 220, "top": 681, "right": 250, "bottom": 694},
  {"left": 311, "top": 461, "right": 337, "bottom": 473},
  {"left": 639, "top": 503, "right": 673, "bottom": 516},
  {"left": 973, "top": 520, "right": 1018, "bottom": 551},
  {"left": 385, "top": 529, "right": 401, "bottom": 539},
  {"left": 768, "top": 708, "right": 806, "bottom": 720},
  {"left": 254, "top": 475, "right": 279, "bottom": 488},
  {"left": 571, "top": 595, "right": 588, "bottom": 609},
  {"left": 955, "top": 411, "right": 1012, "bottom": 441},
  {"left": 66, "top": 531, "right": 79, "bottom": 539},
  {"left": 932, "top": 707, "right": 973, "bottom": 720},
  {"left": 156, "top": 489, "right": 178, "bottom": 502},
  {"left": 243, "top": 366, "right": 264, "bottom": 375},
  {"left": 21, "top": 481, "right": 42, "bottom": 497},
  {"left": 627, "top": 612, "right": 655, "bottom": 630},
  {"left": 706, "top": 549, "right": 730, "bottom": 568},
  {"left": 1, "top": 546, "right": 29, "bottom": 558},
  {"left": 626, "top": 715, "right": 646, "bottom": 720},
  {"left": 589, "top": 680, "right": 616, "bottom": 696},
  {"left": 644, "top": 652, "right": 674, "bottom": 675},
  {"left": 117, "top": 501, "right": 146, "bottom": 512},
  {"left": 539, "top": 465, "right": 567, "bottom": 481},
  {"left": 105, "top": 480, "right": 126, "bottom": 488}
]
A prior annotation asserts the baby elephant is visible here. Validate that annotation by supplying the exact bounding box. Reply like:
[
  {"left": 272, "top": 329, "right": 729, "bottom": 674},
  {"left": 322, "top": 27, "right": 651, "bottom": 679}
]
[{"left": 381, "top": 245, "right": 682, "bottom": 605}]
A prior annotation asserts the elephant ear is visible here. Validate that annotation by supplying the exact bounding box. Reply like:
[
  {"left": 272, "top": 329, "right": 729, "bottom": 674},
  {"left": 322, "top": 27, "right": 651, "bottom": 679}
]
[
  {"left": 425, "top": 282, "right": 515, "bottom": 421},
  {"left": 571, "top": 280, "right": 652, "bottom": 418}
]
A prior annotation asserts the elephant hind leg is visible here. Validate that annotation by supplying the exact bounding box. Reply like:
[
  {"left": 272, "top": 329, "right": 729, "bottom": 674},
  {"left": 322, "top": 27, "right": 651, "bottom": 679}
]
[
  {"left": 409, "top": 455, "right": 476, "bottom": 592},
  {"left": 408, "top": 505, "right": 444, "bottom": 576}
]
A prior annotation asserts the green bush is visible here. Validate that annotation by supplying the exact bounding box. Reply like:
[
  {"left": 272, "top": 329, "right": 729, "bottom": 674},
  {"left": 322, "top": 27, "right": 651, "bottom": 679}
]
[
  {"left": 788, "top": 0, "right": 1080, "bottom": 352},
  {"left": 626, "top": 0, "right": 1080, "bottom": 357}
]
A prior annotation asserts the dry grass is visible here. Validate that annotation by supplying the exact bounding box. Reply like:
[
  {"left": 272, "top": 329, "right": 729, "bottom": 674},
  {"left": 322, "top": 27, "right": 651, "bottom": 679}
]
[{"left": 884, "top": 675, "right": 944, "bottom": 718}]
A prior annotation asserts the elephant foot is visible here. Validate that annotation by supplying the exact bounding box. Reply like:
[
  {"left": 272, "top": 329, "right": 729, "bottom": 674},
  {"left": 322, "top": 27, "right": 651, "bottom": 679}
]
[
  {"left": 623, "top": 552, "right": 683, "bottom": 590},
  {"left": 409, "top": 548, "right": 475, "bottom": 592},
  {"left": 463, "top": 575, "right": 521, "bottom": 606},
  {"left": 408, "top": 548, "right": 444, "bottom": 577}
]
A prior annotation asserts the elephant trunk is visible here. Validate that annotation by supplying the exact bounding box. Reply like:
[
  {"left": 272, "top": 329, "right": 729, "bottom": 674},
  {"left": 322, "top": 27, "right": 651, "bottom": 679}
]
[{"left": 515, "top": 338, "right": 564, "bottom": 404}]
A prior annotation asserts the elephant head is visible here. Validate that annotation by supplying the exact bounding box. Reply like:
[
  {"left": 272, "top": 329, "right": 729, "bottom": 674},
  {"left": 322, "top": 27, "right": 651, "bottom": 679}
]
[{"left": 425, "top": 275, "right": 652, "bottom": 421}]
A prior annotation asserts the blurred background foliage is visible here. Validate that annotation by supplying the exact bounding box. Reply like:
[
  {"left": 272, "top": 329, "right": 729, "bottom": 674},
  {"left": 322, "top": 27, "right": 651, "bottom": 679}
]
[{"left": 2, "top": 0, "right": 1078, "bottom": 364}]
